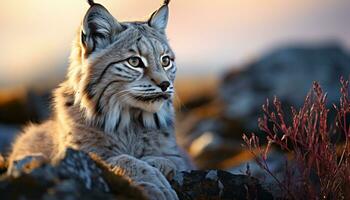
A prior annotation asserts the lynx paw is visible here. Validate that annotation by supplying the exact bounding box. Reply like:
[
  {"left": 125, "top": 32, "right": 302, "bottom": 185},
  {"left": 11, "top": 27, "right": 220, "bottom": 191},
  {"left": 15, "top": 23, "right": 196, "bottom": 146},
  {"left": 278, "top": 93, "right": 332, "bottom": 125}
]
[
  {"left": 142, "top": 156, "right": 177, "bottom": 180},
  {"left": 137, "top": 179, "right": 178, "bottom": 200},
  {"left": 136, "top": 165, "right": 178, "bottom": 200},
  {"left": 107, "top": 155, "right": 178, "bottom": 200}
]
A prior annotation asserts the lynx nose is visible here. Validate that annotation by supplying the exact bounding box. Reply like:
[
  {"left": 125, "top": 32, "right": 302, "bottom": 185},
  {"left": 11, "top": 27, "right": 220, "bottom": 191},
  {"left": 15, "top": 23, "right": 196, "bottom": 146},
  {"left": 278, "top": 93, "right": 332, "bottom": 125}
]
[{"left": 158, "top": 81, "right": 170, "bottom": 92}]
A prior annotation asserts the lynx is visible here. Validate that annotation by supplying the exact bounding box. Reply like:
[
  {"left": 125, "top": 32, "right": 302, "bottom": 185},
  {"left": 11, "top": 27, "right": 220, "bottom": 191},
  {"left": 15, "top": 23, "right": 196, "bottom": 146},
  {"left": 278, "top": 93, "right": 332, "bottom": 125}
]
[{"left": 8, "top": 1, "right": 190, "bottom": 199}]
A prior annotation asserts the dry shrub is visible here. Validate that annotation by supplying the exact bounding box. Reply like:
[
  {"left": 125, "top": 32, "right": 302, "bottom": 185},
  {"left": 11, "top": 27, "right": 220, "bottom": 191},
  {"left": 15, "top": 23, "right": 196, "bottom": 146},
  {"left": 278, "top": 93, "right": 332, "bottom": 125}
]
[{"left": 243, "top": 77, "right": 350, "bottom": 199}]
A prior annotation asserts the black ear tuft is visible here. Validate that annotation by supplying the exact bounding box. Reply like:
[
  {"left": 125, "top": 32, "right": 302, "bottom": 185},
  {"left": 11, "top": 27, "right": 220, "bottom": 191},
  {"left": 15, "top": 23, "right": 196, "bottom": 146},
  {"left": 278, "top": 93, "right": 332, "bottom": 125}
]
[
  {"left": 87, "top": 0, "right": 95, "bottom": 6},
  {"left": 164, "top": 0, "right": 171, "bottom": 5}
]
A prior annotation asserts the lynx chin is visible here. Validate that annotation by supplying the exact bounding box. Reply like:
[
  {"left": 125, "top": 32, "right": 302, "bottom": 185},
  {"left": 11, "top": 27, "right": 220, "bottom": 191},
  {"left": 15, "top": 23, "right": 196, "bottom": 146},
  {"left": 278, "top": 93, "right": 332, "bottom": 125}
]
[{"left": 8, "top": 1, "right": 191, "bottom": 199}]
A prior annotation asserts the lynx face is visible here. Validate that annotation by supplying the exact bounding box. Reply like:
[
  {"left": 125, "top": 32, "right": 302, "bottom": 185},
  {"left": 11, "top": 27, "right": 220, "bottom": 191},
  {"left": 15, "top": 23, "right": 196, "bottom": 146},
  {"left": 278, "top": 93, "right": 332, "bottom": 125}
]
[{"left": 72, "top": 3, "right": 176, "bottom": 116}]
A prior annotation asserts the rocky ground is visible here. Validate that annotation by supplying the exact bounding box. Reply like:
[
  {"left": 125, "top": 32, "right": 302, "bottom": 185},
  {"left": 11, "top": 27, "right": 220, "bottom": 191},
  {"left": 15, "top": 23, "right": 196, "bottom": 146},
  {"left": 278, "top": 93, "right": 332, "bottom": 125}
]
[
  {"left": 0, "top": 149, "right": 272, "bottom": 200},
  {"left": 0, "top": 44, "right": 349, "bottom": 199}
]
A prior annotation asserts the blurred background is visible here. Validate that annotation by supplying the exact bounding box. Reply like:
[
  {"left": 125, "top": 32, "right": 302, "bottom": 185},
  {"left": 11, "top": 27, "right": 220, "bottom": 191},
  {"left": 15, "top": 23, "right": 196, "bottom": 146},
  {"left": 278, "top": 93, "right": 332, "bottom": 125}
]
[{"left": 1, "top": 0, "right": 350, "bottom": 177}]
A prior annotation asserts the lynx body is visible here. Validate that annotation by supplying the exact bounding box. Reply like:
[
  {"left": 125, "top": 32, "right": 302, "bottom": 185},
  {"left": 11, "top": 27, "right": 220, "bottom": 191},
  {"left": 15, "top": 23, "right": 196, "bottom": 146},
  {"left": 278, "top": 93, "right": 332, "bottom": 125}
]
[{"left": 8, "top": 1, "right": 189, "bottom": 199}]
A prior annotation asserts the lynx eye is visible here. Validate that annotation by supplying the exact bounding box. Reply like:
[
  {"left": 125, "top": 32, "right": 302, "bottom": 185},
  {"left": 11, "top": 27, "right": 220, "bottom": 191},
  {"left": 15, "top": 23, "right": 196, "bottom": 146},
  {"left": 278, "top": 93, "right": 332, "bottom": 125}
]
[
  {"left": 127, "top": 57, "right": 144, "bottom": 68},
  {"left": 161, "top": 56, "right": 171, "bottom": 67}
]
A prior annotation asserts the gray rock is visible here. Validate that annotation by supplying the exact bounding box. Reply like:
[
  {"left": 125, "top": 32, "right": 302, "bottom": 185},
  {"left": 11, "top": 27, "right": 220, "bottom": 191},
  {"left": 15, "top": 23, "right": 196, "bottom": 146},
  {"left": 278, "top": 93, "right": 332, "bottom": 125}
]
[
  {"left": 170, "top": 170, "right": 273, "bottom": 200},
  {"left": 0, "top": 148, "right": 275, "bottom": 199},
  {"left": 229, "top": 151, "right": 288, "bottom": 196},
  {"left": 221, "top": 44, "right": 350, "bottom": 130},
  {"left": 0, "top": 148, "right": 146, "bottom": 200},
  {"left": 0, "top": 124, "right": 19, "bottom": 154},
  {"left": 0, "top": 90, "right": 51, "bottom": 125},
  {"left": 0, "top": 90, "right": 51, "bottom": 155}
]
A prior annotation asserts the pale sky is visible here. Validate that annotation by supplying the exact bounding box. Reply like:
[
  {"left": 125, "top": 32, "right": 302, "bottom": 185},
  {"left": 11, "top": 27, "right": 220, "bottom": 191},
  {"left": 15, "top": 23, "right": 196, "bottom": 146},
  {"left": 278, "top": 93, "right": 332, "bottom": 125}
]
[{"left": 1, "top": 0, "right": 350, "bottom": 90}]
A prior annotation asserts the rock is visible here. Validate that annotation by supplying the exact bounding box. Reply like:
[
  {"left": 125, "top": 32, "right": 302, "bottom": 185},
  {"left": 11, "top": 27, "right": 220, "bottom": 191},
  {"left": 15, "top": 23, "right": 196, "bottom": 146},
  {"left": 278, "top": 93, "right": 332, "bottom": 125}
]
[
  {"left": 0, "top": 175, "right": 117, "bottom": 200},
  {"left": 221, "top": 44, "right": 350, "bottom": 131},
  {"left": 0, "top": 148, "right": 274, "bottom": 199},
  {"left": 187, "top": 130, "right": 242, "bottom": 168},
  {"left": 1, "top": 148, "right": 146, "bottom": 200},
  {"left": 9, "top": 149, "right": 110, "bottom": 192},
  {"left": 228, "top": 151, "right": 288, "bottom": 196},
  {"left": 0, "top": 90, "right": 51, "bottom": 125},
  {"left": 177, "top": 114, "right": 244, "bottom": 169},
  {"left": 171, "top": 170, "right": 273, "bottom": 200},
  {"left": 0, "top": 89, "right": 51, "bottom": 155},
  {"left": 0, "top": 124, "right": 19, "bottom": 154}
]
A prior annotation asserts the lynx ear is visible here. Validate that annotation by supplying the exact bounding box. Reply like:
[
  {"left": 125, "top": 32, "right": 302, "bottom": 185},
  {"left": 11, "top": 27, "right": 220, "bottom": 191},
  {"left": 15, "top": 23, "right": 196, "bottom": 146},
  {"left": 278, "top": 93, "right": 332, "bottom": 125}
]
[
  {"left": 81, "top": 4, "right": 123, "bottom": 55},
  {"left": 148, "top": 3, "right": 170, "bottom": 32}
]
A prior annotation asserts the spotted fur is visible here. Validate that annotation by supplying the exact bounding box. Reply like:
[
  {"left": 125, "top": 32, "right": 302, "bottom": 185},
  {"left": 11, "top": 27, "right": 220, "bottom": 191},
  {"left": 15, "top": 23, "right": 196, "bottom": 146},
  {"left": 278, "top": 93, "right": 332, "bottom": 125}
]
[{"left": 8, "top": 1, "right": 189, "bottom": 199}]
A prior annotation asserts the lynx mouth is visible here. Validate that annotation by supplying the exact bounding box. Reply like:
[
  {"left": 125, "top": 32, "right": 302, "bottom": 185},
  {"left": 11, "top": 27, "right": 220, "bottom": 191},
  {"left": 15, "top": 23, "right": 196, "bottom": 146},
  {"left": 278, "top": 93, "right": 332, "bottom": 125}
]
[{"left": 131, "top": 93, "right": 171, "bottom": 102}]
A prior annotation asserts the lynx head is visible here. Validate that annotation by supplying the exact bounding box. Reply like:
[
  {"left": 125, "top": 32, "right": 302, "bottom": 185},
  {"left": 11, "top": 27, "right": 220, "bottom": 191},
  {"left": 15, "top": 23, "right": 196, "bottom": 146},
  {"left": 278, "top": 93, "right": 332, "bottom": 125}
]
[{"left": 69, "top": 0, "right": 176, "bottom": 120}]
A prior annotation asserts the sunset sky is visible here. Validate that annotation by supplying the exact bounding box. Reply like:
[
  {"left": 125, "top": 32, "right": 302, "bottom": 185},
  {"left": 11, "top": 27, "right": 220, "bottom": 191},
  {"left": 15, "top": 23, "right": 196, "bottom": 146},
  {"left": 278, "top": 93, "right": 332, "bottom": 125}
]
[{"left": 1, "top": 0, "right": 350, "bottom": 90}]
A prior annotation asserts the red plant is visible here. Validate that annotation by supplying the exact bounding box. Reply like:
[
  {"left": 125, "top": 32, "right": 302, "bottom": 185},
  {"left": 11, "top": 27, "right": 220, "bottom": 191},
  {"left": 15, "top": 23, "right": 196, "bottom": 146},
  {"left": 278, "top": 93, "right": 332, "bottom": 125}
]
[{"left": 243, "top": 78, "right": 350, "bottom": 200}]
